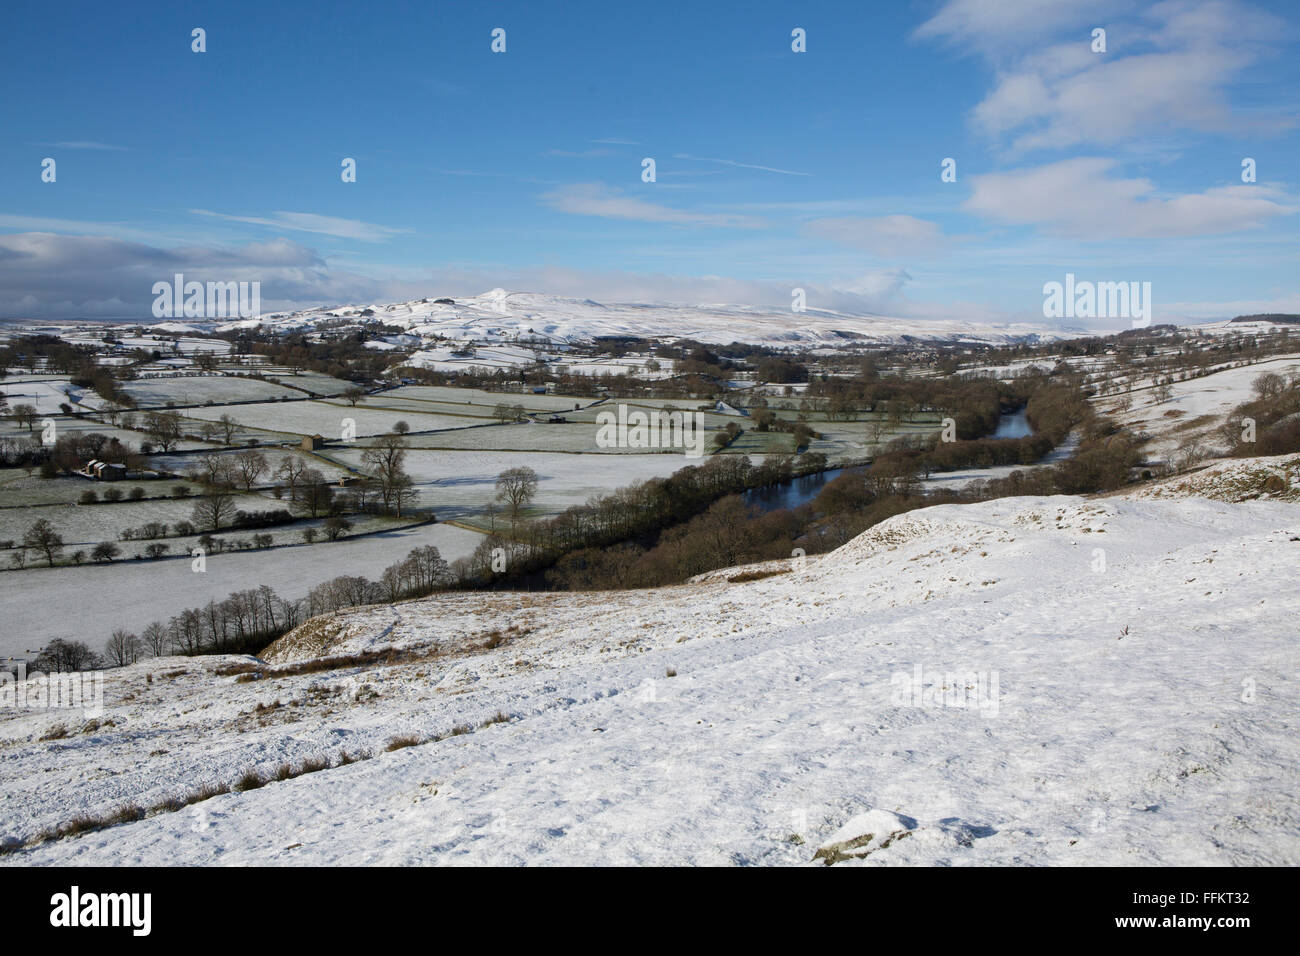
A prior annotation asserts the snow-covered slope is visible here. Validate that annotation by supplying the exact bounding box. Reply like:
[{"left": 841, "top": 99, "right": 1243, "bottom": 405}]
[
  {"left": 1, "top": 489, "right": 1296, "bottom": 865},
  {"left": 218, "top": 289, "right": 1077, "bottom": 348}
]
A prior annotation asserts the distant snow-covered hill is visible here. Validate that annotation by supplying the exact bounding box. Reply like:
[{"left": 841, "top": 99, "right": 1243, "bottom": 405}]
[{"left": 216, "top": 288, "right": 1078, "bottom": 348}]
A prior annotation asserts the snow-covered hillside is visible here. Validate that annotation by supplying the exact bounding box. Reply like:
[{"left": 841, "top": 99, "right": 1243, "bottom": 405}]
[
  {"left": 217, "top": 289, "right": 1077, "bottom": 349},
  {"left": 2, "top": 477, "right": 1297, "bottom": 865}
]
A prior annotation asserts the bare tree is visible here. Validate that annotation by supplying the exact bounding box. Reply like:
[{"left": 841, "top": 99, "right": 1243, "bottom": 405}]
[
  {"left": 191, "top": 452, "right": 235, "bottom": 488},
  {"left": 216, "top": 413, "right": 240, "bottom": 444},
  {"left": 143, "top": 411, "right": 184, "bottom": 452},
  {"left": 293, "top": 468, "right": 334, "bottom": 517},
  {"left": 495, "top": 466, "right": 539, "bottom": 524},
  {"left": 402, "top": 545, "right": 450, "bottom": 592},
  {"left": 343, "top": 386, "right": 365, "bottom": 407},
  {"left": 104, "top": 629, "right": 141, "bottom": 667},
  {"left": 275, "top": 455, "right": 309, "bottom": 498},
  {"left": 362, "top": 434, "right": 414, "bottom": 516},
  {"left": 23, "top": 518, "right": 63, "bottom": 567},
  {"left": 32, "top": 639, "right": 101, "bottom": 672},
  {"left": 233, "top": 449, "right": 268, "bottom": 490},
  {"left": 191, "top": 488, "right": 237, "bottom": 531},
  {"left": 1252, "top": 372, "right": 1286, "bottom": 400},
  {"left": 141, "top": 621, "right": 169, "bottom": 657},
  {"left": 9, "top": 404, "right": 37, "bottom": 431}
]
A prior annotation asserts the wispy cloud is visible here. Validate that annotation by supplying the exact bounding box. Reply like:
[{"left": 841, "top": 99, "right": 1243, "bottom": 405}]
[
  {"left": 189, "top": 209, "right": 409, "bottom": 242},
  {"left": 672, "top": 153, "right": 813, "bottom": 177},
  {"left": 541, "top": 183, "right": 765, "bottom": 228},
  {"left": 804, "top": 215, "right": 948, "bottom": 256},
  {"left": 34, "top": 141, "right": 129, "bottom": 151},
  {"left": 914, "top": 0, "right": 1120, "bottom": 57},
  {"left": 592, "top": 138, "right": 640, "bottom": 146},
  {"left": 544, "top": 148, "right": 615, "bottom": 158}
]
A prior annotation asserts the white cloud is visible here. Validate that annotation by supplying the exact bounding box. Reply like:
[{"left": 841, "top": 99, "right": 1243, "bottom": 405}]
[
  {"left": 803, "top": 215, "right": 947, "bottom": 255},
  {"left": 964, "top": 157, "right": 1295, "bottom": 237},
  {"left": 541, "top": 183, "right": 765, "bottom": 228},
  {"left": 976, "top": 48, "right": 1254, "bottom": 151},
  {"left": 921, "top": 0, "right": 1292, "bottom": 151},
  {"left": 189, "top": 209, "right": 409, "bottom": 242},
  {"left": 914, "top": 0, "right": 1121, "bottom": 58}
]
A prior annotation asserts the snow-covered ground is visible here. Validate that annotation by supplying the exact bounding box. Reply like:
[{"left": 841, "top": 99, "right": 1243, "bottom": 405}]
[
  {"left": 0, "top": 379, "right": 84, "bottom": 415},
  {"left": 2, "top": 464, "right": 1296, "bottom": 866},
  {"left": 1097, "top": 354, "right": 1300, "bottom": 461},
  {"left": 220, "top": 289, "right": 1078, "bottom": 350},
  {"left": 0, "top": 521, "right": 483, "bottom": 661},
  {"left": 325, "top": 447, "right": 719, "bottom": 517}
]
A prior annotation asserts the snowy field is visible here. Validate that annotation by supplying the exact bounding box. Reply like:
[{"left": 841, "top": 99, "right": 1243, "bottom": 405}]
[
  {"left": 0, "top": 493, "right": 268, "bottom": 548},
  {"left": 0, "top": 472, "right": 1295, "bottom": 865},
  {"left": 119, "top": 376, "right": 305, "bottom": 407},
  {"left": 1097, "top": 354, "right": 1300, "bottom": 460},
  {"left": 0, "top": 520, "right": 483, "bottom": 660},
  {"left": 179, "top": 400, "right": 476, "bottom": 439},
  {"left": 324, "top": 447, "right": 711, "bottom": 519},
  {"left": 384, "top": 385, "right": 598, "bottom": 413},
  {"left": 1, "top": 379, "right": 83, "bottom": 415},
  {"left": 403, "top": 344, "right": 559, "bottom": 373},
  {"left": 396, "top": 422, "right": 633, "bottom": 454}
]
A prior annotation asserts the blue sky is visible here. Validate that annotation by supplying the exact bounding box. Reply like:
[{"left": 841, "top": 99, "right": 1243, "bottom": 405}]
[{"left": 1, "top": 0, "right": 1298, "bottom": 328}]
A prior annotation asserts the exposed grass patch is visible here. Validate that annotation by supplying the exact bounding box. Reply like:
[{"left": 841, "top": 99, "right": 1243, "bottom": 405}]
[
  {"left": 726, "top": 568, "right": 791, "bottom": 584},
  {"left": 234, "top": 769, "right": 268, "bottom": 792},
  {"left": 2, "top": 706, "right": 519, "bottom": 855}
]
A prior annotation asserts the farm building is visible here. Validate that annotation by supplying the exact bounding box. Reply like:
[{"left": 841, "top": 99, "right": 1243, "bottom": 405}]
[
  {"left": 302, "top": 434, "right": 325, "bottom": 451},
  {"left": 79, "top": 460, "right": 126, "bottom": 481}
]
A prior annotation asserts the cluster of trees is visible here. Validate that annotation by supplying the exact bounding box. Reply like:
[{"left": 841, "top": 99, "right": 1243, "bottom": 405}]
[
  {"left": 546, "top": 495, "right": 808, "bottom": 589},
  {"left": 309, "top": 545, "right": 455, "bottom": 613},
  {"left": 1, "top": 335, "right": 99, "bottom": 376},
  {"left": 453, "top": 453, "right": 825, "bottom": 587},
  {"left": 0, "top": 423, "right": 147, "bottom": 477},
  {"left": 223, "top": 331, "right": 394, "bottom": 382},
  {"left": 116, "top": 584, "right": 306, "bottom": 659},
  {"left": 74, "top": 545, "right": 456, "bottom": 665},
  {"left": 1222, "top": 371, "right": 1300, "bottom": 458},
  {"left": 548, "top": 409, "right": 1145, "bottom": 592}
]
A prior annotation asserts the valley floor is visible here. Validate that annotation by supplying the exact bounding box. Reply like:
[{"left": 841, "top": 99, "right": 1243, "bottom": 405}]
[{"left": 2, "top": 462, "right": 1297, "bottom": 865}]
